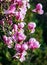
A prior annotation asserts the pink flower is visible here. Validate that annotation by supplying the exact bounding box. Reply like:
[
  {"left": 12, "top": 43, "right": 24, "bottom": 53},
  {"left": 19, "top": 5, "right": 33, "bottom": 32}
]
[
  {"left": 4, "top": 4, "right": 16, "bottom": 14},
  {"left": 15, "top": 11, "right": 20, "bottom": 20},
  {"left": 22, "top": 42, "right": 28, "bottom": 50},
  {"left": 15, "top": 11, "right": 24, "bottom": 21},
  {"left": 12, "top": 31, "right": 26, "bottom": 42},
  {"left": 19, "top": 51, "right": 27, "bottom": 62},
  {"left": 18, "top": 22, "right": 26, "bottom": 29},
  {"left": 29, "top": 38, "right": 40, "bottom": 49},
  {"left": 15, "top": 42, "right": 28, "bottom": 52},
  {"left": 17, "top": 32, "right": 26, "bottom": 42},
  {"left": 13, "top": 51, "right": 27, "bottom": 62},
  {"left": 19, "top": 6, "right": 27, "bottom": 15},
  {"left": 19, "top": 55, "right": 25, "bottom": 62},
  {"left": 28, "top": 22, "right": 36, "bottom": 33},
  {"left": 15, "top": 44, "right": 21, "bottom": 52},
  {"left": 32, "top": 3, "right": 44, "bottom": 15},
  {"left": 3, "top": 35, "right": 12, "bottom": 48},
  {"left": 3, "top": 35, "right": 7, "bottom": 43},
  {"left": 13, "top": 52, "right": 21, "bottom": 59},
  {"left": 13, "top": 24, "right": 18, "bottom": 32},
  {"left": 12, "top": 32, "right": 17, "bottom": 42}
]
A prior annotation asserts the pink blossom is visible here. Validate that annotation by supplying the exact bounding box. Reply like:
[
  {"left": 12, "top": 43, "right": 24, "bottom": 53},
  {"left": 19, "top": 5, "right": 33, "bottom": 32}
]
[
  {"left": 19, "top": 6, "right": 27, "bottom": 15},
  {"left": 15, "top": 44, "right": 21, "bottom": 52},
  {"left": 15, "top": 11, "right": 24, "bottom": 21},
  {"left": 3, "top": 35, "right": 12, "bottom": 48},
  {"left": 19, "top": 55, "right": 25, "bottom": 62},
  {"left": 13, "top": 24, "right": 18, "bottom": 32},
  {"left": 29, "top": 38, "right": 40, "bottom": 49},
  {"left": 15, "top": 42, "right": 28, "bottom": 52},
  {"left": 28, "top": 22, "right": 36, "bottom": 33},
  {"left": 3, "top": 35, "right": 7, "bottom": 43},
  {"left": 32, "top": 3, "right": 44, "bottom": 15},
  {"left": 21, "top": 50, "right": 27, "bottom": 56},
  {"left": 19, "top": 51, "right": 27, "bottom": 62},
  {"left": 18, "top": 22, "right": 26, "bottom": 29},
  {"left": 22, "top": 42, "right": 28, "bottom": 50},
  {"left": 14, "top": 0, "right": 23, "bottom": 7},
  {"left": 19, "top": 12, "right": 25, "bottom": 21},
  {"left": 13, "top": 51, "right": 27, "bottom": 62},
  {"left": 12, "top": 31, "right": 26, "bottom": 42},
  {"left": 17, "top": 32, "right": 26, "bottom": 42},
  {"left": 4, "top": 4, "right": 16, "bottom": 14},
  {"left": 15, "top": 11, "right": 20, "bottom": 20},
  {"left": 12, "top": 32, "right": 17, "bottom": 42},
  {"left": 13, "top": 52, "right": 21, "bottom": 59}
]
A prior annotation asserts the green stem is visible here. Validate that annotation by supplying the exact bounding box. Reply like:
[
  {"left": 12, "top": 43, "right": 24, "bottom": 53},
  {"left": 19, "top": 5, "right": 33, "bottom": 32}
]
[{"left": 17, "top": 62, "right": 21, "bottom": 65}]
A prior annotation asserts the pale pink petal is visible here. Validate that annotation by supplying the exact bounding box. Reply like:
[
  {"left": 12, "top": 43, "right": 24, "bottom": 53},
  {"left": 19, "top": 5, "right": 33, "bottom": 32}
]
[
  {"left": 19, "top": 56, "right": 25, "bottom": 62},
  {"left": 31, "top": 29, "right": 35, "bottom": 33},
  {"left": 38, "top": 10, "right": 44, "bottom": 15},
  {"left": 32, "top": 9, "right": 36, "bottom": 13}
]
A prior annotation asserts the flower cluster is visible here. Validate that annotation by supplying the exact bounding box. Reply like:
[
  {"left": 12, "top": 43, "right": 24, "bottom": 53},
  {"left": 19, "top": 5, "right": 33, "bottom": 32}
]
[
  {"left": 13, "top": 37, "right": 40, "bottom": 62},
  {"left": 3, "top": 0, "right": 30, "bottom": 21},
  {"left": 0, "top": 0, "right": 44, "bottom": 62},
  {"left": 2, "top": 21, "right": 40, "bottom": 62}
]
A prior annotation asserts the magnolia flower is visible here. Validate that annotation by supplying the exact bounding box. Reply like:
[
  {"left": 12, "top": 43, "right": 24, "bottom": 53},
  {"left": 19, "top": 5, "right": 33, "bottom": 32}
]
[
  {"left": 19, "top": 6, "right": 27, "bottom": 15},
  {"left": 19, "top": 51, "right": 27, "bottom": 62},
  {"left": 15, "top": 11, "right": 24, "bottom": 21},
  {"left": 15, "top": 11, "right": 20, "bottom": 20},
  {"left": 3, "top": 35, "right": 12, "bottom": 48},
  {"left": 19, "top": 55, "right": 25, "bottom": 62},
  {"left": 12, "top": 31, "right": 26, "bottom": 42},
  {"left": 15, "top": 42, "right": 28, "bottom": 52},
  {"left": 18, "top": 22, "right": 26, "bottom": 29},
  {"left": 22, "top": 42, "right": 28, "bottom": 50},
  {"left": 13, "top": 51, "right": 27, "bottom": 62},
  {"left": 4, "top": 4, "right": 16, "bottom": 14},
  {"left": 13, "top": 24, "right": 18, "bottom": 32},
  {"left": 28, "top": 22, "right": 36, "bottom": 33},
  {"left": 3, "top": 35, "right": 7, "bottom": 43},
  {"left": 17, "top": 32, "right": 26, "bottom": 42},
  {"left": 15, "top": 44, "right": 21, "bottom": 52},
  {"left": 32, "top": 3, "right": 44, "bottom": 15},
  {"left": 29, "top": 38, "right": 40, "bottom": 49},
  {"left": 12, "top": 32, "right": 17, "bottom": 42}
]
